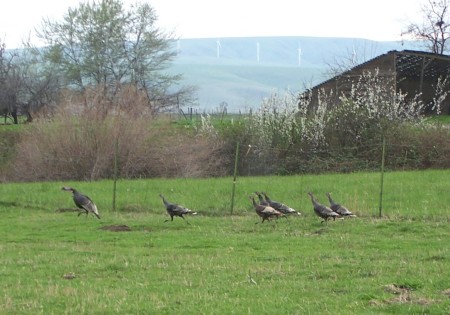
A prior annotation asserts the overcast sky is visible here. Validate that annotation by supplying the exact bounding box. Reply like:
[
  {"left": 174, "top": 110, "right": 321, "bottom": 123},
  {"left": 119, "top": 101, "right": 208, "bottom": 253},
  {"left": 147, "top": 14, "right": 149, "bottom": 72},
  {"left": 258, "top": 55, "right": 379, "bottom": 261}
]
[{"left": 1, "top": 0, "right": 425, "bottom": 48}]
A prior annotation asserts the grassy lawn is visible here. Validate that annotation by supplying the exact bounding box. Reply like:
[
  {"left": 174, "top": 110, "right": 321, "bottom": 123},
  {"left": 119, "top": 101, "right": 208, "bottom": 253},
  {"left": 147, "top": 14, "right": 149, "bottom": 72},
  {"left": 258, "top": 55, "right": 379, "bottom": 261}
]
[{"left": 0, "top": 170, "right": 449, "bottom": 314}]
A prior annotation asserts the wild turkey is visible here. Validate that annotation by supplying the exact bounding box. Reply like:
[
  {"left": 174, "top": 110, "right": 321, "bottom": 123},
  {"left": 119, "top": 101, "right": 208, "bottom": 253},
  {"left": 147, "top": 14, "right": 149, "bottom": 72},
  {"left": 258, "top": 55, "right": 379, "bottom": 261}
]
[
  {"left": 249, "top": 194, "right": 284, "bottom": 223},
  {"left": 262, "top": 192, "right": 301, "bottom": 216},
  {"left": 61, "top": 186, "right": 100, "bottom": 219},
  {"left": 159, "top": 194, "right": 197, "bottom": 224},
  {"left": 307, "top": 192, "right": 339, "bottom": 223},
  {"left": 326, "top": 192, "right": 357, "bottom": 217},
  {"left": 254, "top": 191, "right": 269, "bottom": 206}
]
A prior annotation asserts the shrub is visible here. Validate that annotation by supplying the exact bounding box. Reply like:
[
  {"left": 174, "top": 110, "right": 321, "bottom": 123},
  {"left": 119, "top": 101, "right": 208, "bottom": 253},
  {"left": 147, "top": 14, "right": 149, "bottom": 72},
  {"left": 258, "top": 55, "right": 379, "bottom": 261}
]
[
  {"left": 198, "top": 70, "right": 449, "bottom": 175},
  {"left": 0, "top": 129, "right": 20, "bottom": 181},
  {"left": 8, "top": 91, "right": 230, "bottom": 181}
]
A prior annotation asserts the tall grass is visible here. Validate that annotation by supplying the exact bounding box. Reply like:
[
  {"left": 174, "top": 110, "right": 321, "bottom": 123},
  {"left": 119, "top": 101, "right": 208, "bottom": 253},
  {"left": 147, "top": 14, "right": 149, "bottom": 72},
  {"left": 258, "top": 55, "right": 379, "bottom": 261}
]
[{"left": 0, "top": 170, "right": 449, "bottom": 314}]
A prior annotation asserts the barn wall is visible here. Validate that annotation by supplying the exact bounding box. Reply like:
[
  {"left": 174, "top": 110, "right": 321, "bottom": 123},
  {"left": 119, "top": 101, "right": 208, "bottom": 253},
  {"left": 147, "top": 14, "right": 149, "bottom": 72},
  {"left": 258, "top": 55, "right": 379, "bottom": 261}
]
[
  {"left": 303, "top": 51, "right": 450, "bottom": 115},
  {"left": 304, "top": 53, "right": 396, "bottom": 111}
]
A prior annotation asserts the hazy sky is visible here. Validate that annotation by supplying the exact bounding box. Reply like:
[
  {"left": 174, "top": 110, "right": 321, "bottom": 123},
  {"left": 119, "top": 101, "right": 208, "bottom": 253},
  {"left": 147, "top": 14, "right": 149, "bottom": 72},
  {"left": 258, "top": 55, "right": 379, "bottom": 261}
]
[{"left": 1, "top": 0, "right": 425, "bottom": 48}]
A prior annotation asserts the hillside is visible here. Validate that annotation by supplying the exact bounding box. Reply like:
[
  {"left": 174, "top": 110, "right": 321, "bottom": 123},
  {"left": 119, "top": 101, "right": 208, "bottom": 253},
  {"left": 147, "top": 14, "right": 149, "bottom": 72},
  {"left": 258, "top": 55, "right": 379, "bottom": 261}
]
[{"left": 168, "top": 36, "right": 419, "bottom": 112}]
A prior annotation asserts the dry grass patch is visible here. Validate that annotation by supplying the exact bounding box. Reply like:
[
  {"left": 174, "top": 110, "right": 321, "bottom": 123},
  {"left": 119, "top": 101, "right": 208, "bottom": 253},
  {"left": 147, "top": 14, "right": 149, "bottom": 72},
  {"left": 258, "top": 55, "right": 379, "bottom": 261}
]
[{"left": 378, "top": 284, "right": 439, "bottom": 306}]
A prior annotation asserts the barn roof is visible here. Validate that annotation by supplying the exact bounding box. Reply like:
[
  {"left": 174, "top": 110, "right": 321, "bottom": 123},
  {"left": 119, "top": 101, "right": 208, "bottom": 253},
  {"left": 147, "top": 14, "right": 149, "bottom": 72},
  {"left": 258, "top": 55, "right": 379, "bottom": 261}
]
[
  {"left": 310, "top": 50, "right": 450, "bottom": 90},
  {"left": 394, "top": 50, "right": 450, "bottom": 78}
]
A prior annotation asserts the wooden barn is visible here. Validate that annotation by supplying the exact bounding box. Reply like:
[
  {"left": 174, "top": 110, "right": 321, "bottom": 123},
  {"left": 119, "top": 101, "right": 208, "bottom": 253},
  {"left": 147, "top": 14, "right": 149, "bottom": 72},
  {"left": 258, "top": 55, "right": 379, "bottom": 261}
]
[{"left": 301, "top": 50, "right": 450, "bottom": 114}]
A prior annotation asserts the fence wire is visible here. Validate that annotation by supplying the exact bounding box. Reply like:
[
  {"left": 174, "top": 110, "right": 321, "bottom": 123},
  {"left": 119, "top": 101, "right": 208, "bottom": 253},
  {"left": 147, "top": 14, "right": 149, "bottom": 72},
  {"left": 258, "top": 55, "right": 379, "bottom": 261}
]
[{"left": 238, "top": 140, "right": 450, "bottom": 176}]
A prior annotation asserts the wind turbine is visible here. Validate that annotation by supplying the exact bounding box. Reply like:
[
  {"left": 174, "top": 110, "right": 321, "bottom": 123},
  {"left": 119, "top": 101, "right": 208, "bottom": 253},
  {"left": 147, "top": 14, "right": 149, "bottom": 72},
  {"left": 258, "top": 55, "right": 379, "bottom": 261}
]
[
  {"left": 297, "top": 44, "right": 302, "bottom": 67},
  {"left": 216, "top": 39, "right": 221, "bottom": 59},
  {"left": 256, "top": 42, "right": 260, "bottom": 63},
  {"left": 352, "top": 44, "right": 357, "bottom": 64}
]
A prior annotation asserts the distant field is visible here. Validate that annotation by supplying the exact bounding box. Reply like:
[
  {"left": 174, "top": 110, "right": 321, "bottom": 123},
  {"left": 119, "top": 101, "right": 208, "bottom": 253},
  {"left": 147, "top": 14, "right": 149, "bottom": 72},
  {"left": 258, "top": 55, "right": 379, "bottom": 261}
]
[
  {"left": 167, "top": 36, "right": 414, "bottom": 110},
  {"left": 168, "top": 63, "right": 326, "bottom": 111},
  {"left": 0, "top": 170, "right": 449, "bottom": 314}
]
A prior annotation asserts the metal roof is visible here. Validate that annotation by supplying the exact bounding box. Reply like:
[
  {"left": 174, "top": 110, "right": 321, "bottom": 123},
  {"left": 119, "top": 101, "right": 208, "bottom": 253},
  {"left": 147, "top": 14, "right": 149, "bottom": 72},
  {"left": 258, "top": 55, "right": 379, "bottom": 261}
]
[
  {"left": 395, "top": 50, "right": 450, "bottom": 79},
  {"left": 310, "top": 50, "right": 450, "bottom": 90}
]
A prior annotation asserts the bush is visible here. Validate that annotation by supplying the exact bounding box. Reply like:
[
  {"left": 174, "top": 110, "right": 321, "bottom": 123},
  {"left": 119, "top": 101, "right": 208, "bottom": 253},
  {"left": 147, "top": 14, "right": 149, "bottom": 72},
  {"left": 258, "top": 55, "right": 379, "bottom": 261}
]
[
  {"left": 0, "top": 128, "right": 20, "bottom": 181},
  {"left": 197, "top": 70, "right": 450, "bottom": 175},
  {"left": 7, "top": 92, "right": 230, "bottom": 181}
]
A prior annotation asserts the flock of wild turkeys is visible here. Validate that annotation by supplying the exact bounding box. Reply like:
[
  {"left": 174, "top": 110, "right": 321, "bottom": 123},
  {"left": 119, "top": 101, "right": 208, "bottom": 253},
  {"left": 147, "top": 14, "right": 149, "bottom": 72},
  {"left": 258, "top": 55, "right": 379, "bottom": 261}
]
[
  {"left": 250, "top": 191, "right": 356, "bottom": 224},
  {"left": 61, "top": 186, "right": 356, "bottom": 224}
]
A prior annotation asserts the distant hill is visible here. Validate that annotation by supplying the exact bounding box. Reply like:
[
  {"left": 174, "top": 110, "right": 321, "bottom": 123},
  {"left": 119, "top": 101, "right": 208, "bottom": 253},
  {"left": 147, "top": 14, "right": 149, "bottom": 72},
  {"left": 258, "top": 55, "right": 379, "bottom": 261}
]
[{"left": 168, "top": 36, "right": 419, "bottom": 112}]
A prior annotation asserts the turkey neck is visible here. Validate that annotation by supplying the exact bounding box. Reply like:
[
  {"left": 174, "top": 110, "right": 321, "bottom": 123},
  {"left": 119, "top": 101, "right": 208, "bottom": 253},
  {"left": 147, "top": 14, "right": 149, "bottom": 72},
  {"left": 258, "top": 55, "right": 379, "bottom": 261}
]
[
  {"left": 250, "top": 196, "right": 258, "bottom": 207},
  {"left": 160, "top": 195, "right": 170, "bottom": 206},
  {"left": 326, "top": 193, "right": 335, "bottom": 206},
  {"left": 308, "top": 193, "right": 319, "bottom": 206}
]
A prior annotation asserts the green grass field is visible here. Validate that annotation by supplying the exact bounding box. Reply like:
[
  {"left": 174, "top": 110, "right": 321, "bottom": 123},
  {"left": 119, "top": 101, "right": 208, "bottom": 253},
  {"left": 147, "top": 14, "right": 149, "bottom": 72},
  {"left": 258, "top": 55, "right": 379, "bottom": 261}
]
[{"left": 1, "top": 170, "right": 449, "bottom": 314}]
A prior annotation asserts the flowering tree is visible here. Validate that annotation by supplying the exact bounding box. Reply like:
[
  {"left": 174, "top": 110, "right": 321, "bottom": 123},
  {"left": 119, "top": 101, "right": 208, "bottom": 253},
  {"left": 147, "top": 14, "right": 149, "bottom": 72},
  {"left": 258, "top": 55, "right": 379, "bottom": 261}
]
[
  {"left": 250, "top": 91, "right": 304, "bottom": 150},
  {"left": 324, "top": 69, "right": 425, "bottom": 145}
]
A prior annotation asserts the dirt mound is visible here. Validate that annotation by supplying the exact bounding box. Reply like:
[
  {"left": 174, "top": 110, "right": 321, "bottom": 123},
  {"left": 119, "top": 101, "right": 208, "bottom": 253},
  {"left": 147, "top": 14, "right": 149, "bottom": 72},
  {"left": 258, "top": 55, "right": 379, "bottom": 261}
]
[{"left": 99, "top": 224, "right": 132, "bottom": 232}]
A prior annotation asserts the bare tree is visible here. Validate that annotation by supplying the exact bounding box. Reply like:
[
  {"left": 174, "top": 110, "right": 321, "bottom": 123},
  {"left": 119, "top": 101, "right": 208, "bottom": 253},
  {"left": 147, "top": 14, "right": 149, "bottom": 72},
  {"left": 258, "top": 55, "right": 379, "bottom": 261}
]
[
  {"left": 0, "top": 42, "right": 21, "bottom": 124},
  {"left": 0, "top": 39, "right": 63, "bottom": 124},
  {"left": 18, "top": 58, "right": 61, "bottom": 121},
  {"left": 402, "top": 0, "right": 450, "bottom": 54},
  {"left": 324, "top": 44, "right": 372, "bottom": 78}
]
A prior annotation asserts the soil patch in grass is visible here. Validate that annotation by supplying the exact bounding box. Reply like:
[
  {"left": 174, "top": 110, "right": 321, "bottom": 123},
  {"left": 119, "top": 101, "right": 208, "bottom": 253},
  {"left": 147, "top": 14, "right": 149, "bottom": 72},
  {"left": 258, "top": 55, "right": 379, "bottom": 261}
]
[{"left": 99, "top": 224, "right": 132, "bottom": 232}]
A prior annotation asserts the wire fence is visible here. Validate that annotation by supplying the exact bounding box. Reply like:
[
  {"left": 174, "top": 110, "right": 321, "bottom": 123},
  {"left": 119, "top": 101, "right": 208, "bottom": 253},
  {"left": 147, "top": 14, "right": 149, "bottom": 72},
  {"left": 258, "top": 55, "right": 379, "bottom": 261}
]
[
  {"left": 3, "top": 107, "right": 450, "bottom": 183},
  {"left": 225, "top": 140, "right": 450, "bottom": 219},
  {"left": 5, "top": 127, "right": 450, "bottom": 182},
  {"left": 237, "top": 140, "right": 450, "bottom": 177}
]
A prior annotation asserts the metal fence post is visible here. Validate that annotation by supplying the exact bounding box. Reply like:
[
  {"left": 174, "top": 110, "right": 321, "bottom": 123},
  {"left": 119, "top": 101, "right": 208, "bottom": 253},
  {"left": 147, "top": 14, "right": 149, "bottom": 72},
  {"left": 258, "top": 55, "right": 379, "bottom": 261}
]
[
  {"left": 230, "top": 142, "right": 240, "bottom": 215},
  {"left": 378, "top": 136, "right": 386, "bottom": 218},
  {"left": 112, "top": 137, "right": 119, "bottom": 211}
]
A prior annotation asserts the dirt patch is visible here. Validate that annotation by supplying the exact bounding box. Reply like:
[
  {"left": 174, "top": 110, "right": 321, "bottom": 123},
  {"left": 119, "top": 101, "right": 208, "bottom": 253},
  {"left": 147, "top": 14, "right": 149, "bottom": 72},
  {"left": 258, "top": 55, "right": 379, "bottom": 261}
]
[
  {"left": 381, "top": 284, "right": 436, "bottom": 305},
  {"left": 384, "top": 283, "right": 413, "bottom": 295},
  {"left": 385, "top": 295, "right": 436, "bottom": 305},
  {"left": 304, "top": 228, "right": 328, "bottom": 236},
  {"left": 383, "top": 283, "right": 413, "bottom": 304},
  {"left": 99, "top": 224, "right": 132, "bottom": 232},
  {"left": 62, "top": 273, "right": 76, "bottom": 280},
  {"left": 442, "top": 289, "right": 450, "bottom": 298}
]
